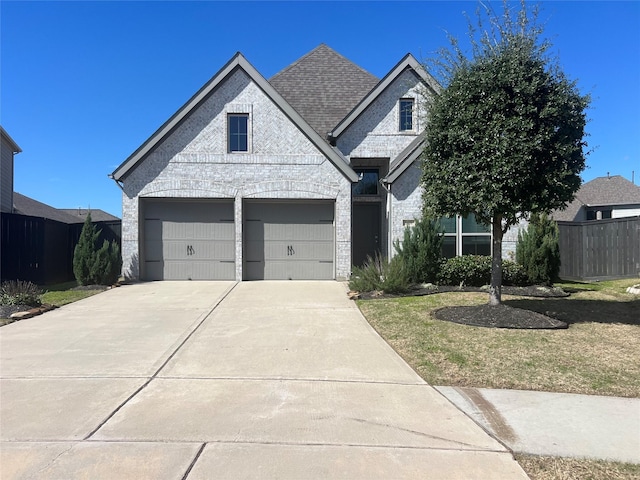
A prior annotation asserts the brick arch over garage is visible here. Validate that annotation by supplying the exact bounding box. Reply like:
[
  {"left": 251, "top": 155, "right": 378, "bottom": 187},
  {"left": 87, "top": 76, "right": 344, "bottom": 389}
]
[
  {"left": 139, "top": 179, "right": 238, "bottom": 198},
  {"left": 242, "top": 181, "right": 341, "bottom": 199}
]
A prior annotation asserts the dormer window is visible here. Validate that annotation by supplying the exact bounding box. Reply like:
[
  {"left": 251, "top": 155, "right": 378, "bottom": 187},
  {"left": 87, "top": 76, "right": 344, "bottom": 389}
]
[{"left": 399, "top": 98, "right": 414, "bottom": 131}]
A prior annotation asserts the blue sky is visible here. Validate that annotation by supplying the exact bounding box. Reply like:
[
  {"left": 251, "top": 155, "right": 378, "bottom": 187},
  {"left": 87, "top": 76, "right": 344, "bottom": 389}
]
[{"left": 2, "top": 1, "right": 639, "bottom": 218}]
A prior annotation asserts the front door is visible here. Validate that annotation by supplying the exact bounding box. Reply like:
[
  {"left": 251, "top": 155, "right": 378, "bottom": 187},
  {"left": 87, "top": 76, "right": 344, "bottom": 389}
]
[{"left": 352, "top": 203, "right": 381, "bottom": 267}]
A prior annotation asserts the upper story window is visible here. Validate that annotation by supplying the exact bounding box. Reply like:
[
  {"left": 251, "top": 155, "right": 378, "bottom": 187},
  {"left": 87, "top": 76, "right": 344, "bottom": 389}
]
[
  {"left": 228, "top": 114, "right": 249, "bottom": 152},
  {"left": 352, "top": 168, "right": 379, "bottom": 195},
  {"left": 399, "top": 98, "right": 414, "bottom": 131}
]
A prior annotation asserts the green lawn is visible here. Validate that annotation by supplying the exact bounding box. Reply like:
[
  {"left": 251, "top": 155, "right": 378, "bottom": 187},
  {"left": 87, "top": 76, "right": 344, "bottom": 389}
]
[
  {"left": 357, "top": 278, "right": 640, "bottom": 397},
  {"left": 41, "top": 286, "right": 105, "bottom": 307}
]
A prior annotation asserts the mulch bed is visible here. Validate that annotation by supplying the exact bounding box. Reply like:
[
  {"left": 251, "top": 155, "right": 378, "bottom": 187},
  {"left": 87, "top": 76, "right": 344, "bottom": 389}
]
[
  {"left": 356, "top": 284, "right": 569, "bottom": 300},
  {"left": 353, "top": 284, "right": 570, "bottom": 330}
]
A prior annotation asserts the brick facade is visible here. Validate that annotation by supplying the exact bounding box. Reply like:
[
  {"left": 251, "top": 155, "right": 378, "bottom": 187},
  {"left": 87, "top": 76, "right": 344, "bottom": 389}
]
[{"left": 121, "top": 69, "right": 352, "bottom": 281}]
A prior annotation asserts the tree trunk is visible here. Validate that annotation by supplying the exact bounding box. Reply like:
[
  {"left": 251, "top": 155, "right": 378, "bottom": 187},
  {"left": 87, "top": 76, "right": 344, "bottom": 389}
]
[{"left": 489, "top": 215, "right": 503, "bottom": 306}]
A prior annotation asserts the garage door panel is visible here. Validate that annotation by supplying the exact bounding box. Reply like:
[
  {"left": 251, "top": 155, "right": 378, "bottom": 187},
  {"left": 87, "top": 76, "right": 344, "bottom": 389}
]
[
  {"left": 263, "top": 241, "right": 333, "bottom": 261},
  {"left": 264, "top": 223, "right": 333, "bottom": 241},
  {"left": 244, "top": 202, "right": 334, "bottom": 280},
  {"left": 163, "top": 240, "right": 235, "bottom": 261},
  {"left": 142, "top": 200, "right": 235, "bottom": 281},
  {"left": 163, "top": 261, "right": 235, "bottom": 280},
  {"left": 264, "top": 261, "right": 334, "bottom": 280},
  {"left": 162, "top": 222, "right": 235, "bottom": 241}
]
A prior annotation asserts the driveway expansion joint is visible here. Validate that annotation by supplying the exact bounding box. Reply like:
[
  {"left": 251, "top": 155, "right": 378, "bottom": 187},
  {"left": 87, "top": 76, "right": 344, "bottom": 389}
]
[
  {"left": 181, "top": 442, "right": 206, "bottom": 480},
  {"left": 84, "top": 283, "right": 239, "bottom": 441}
]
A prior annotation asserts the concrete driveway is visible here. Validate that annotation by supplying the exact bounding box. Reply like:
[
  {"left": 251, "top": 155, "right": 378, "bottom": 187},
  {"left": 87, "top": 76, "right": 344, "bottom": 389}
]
[{"left": 1, "top": 281, "right": 528, "bottom": 479}]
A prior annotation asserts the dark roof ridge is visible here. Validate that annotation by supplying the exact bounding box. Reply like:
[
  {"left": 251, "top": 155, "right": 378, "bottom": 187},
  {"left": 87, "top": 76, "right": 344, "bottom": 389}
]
[{"left": 269, "top": 44, "right": 376, "bottom": 82}]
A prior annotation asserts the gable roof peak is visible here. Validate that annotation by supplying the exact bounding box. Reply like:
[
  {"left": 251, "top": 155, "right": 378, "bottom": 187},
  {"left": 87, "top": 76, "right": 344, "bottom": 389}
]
[
  {"left": 330, "top": 53, "right": 442, "bottom": 139},
  {"left": 111, "top": 50, "right": 358, "bottom": 183}
]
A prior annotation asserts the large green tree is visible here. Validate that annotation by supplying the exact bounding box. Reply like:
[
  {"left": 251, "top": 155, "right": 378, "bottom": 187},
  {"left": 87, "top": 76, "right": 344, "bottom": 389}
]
[{"left": 422, "top": 1, "right": 589, "bottom": 305}]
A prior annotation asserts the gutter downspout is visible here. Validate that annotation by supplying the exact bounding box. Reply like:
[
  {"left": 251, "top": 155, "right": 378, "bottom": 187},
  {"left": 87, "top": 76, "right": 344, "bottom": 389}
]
[{"left": 380, "top": 179, "right": 393, "bottom": 259}]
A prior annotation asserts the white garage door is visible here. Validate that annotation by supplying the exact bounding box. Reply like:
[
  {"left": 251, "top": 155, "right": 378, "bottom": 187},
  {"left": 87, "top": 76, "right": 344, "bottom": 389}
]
[
  {"left": 143, "top": 199, "right": 235, "bottom": 280},
  {"left": 244, "top": 201, "right": 334, "bottom": 280}
]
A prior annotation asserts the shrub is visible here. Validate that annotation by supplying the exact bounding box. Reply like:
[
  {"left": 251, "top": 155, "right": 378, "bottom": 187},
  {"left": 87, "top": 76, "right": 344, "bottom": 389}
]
[
  {"left": 502, "top": 260, "right": 529, "bottom": 287},
  {"left": 438, "top": 255, "right": 530, "bottom": 287},
  {"left": 516, "top": 213, "right": 561, "bottom": 286},
  {"left": 349, "top": 252, "right": 409, "bottom": 294},
  {"left": 0, "top": 280, "right": 42, "bottom": 307},
  {"left": 394, "top": 217, "right": 444, "bottom": 283},
  {"left": 382, "top": 255, "right": 410, "bottom": 294},
  {"left": 92, "top": 240, "right": 122, "bottom": 286},
  {"left": 73, "top": 213, "right": 122, "bottom": 286},
  {"left": 438, "top": 255, "right": 491, "bottom": 287},
  {"left": 73, "top": 213, "right": 100, "bottom": 285}
]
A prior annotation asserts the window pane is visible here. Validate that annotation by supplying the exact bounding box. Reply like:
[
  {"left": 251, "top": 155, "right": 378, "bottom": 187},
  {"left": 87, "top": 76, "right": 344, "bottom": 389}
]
[
  {"left": 229, "top": 114, "right": 248, "bottom": 152},
  {"left": 601, "top": 210, "right": 612, "bottom": 219},
  {"left": 439, "top": 216, "right": 456, "bottom": 233},
  {"left": 462, "top": 236, "right": 491, "bottom": 256},
  {"left": 442, "top": 236, "right": 456, "bottom": 258},
  {"left": 399, "top": 99, "right": 413, "bottom": 131},
  {"left": 462, "top": 214, "right": 490, "bottom": 233},
  {"left": 352, "top": 169, "right": 379, "bottom": 195}
]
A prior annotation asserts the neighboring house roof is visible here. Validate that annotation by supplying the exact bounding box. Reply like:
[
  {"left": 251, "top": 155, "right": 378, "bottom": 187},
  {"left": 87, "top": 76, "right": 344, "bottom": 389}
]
[
  {"left": 59, "top": 208, "right": 120, "bottom": 223},
  {"left": 111, "top": 51, "right": 359, "bottom": 183},
  {"left": 13, "top": 193, "right": 81, "bottom": 223},
  {"left": 553, "top": 175, "right": 640, "bottom": 221},
  {"left": 574, "top": 175, "right": 640, "bottom": 207},
  {"left": 1, "top": 126, "right": 22, "bottom": 153},
  {"left": 330, "top": 53, "right": 441, "bottom": 141},
  {"left": 384, "top": 134, "right": 425, "bottom": 183},
  {"left": 13, "top": 193, "right": 119, "bottom": 224},
  {"left": 269, "top": 44, "right": 379, "bottom": 140}
]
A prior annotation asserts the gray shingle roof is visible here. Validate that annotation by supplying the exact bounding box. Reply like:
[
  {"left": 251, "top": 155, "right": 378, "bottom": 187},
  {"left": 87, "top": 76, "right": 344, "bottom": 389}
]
[
  {"left": 59, "top": 208, "right": 120, "bottom": 222},
  {"left": 553, "top": 175, "right": 640, "bottom": 221},
  {"left": 13, "top": 193, "right": 120, "bottom": 223},
  {"left": 574, "top": 175, "right": 640, "bottom": 206},
  {"left": 269, "top": 44, "right": 379, "bottom": 140}
]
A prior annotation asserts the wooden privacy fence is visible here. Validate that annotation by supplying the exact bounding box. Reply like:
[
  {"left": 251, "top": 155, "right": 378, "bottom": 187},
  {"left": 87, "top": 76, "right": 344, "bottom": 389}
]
[
  {"left": 558, "top": 216, "right": 640, "bottom": 281},
  {"left": 1, "top": 213, "right": 121, "bottom": 285}
]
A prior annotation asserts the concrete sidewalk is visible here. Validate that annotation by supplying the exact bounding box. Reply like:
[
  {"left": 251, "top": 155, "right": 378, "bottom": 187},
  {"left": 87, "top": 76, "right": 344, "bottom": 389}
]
[
  {"left": 437, "top": 386, "right": 640, "bottom": 464},
  {"left": 1, "top": 281, "right": 528, "bottom": 479}
]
